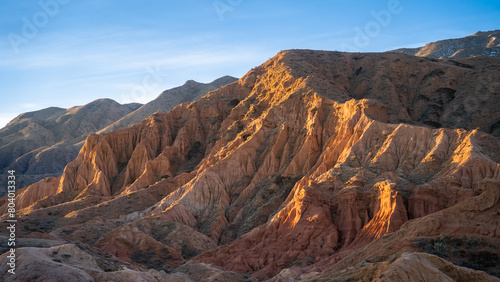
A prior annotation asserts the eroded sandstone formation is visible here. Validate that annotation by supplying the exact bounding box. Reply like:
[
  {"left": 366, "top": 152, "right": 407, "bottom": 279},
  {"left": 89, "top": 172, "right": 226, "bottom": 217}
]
[{"left": 2, "top": 49, "right": 500, "bottom": 280}]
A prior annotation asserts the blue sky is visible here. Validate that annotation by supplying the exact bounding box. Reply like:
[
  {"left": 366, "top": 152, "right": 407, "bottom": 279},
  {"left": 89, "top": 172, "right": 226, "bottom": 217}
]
[{"left": 0, "top": 0, "right": 499, "bottom": 128}]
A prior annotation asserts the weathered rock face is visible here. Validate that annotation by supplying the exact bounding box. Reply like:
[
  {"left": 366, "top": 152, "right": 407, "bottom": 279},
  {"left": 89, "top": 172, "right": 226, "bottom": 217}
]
[
  {"left": 2, "top": 49, "right": 500, "bottom": 280},
  {"left": 301, "top": 252, "right": 500, "bottom": 282},
  {"left": 0, "top": 244, "right": 172, "bottom": 281},
  {"left": 95, "top": 217, "right": 216, "bottom": 269},
  {"left": 0, "top": 176, "right": 60, "bottom": 215},
  {"left": 294, "top": 179, "right": 500, "bottom": 281}
]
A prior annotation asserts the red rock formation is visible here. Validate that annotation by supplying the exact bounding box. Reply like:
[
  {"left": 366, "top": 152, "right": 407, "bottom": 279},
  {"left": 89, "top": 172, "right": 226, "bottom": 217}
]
[
  {"left": 292, "top": 179, "right": 500, "bottom": 281},
  {"left": 2, "top": 50, "right": 500, "bottom": 280},
  {"left": 0, "top": 176, "right": 60, "bottom": 215}
]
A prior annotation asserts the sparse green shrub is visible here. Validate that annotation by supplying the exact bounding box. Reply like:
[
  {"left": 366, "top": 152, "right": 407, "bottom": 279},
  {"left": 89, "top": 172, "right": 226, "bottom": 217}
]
[{"left": 433, "top": 236, "right": 447, "bottom": 254}]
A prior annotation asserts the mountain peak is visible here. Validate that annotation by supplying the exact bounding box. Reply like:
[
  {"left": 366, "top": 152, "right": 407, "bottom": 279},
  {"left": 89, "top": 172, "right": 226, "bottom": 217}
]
[
  {"left": 184, "top": 79, "right": 199, "bottom": 86},
  {"left": 211, "top": 75, "right": 238, "bottom": 85}
]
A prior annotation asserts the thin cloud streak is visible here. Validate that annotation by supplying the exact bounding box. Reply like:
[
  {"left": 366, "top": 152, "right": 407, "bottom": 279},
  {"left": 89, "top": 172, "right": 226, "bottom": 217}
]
[{"left": 0, "top": 29, "right": 268, "bottom": 73}]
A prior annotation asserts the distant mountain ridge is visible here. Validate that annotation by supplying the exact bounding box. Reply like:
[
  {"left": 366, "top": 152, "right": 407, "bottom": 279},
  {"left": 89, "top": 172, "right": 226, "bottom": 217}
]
[
  {"left": 391, "top": 29, "right": 500, "bottom": 59},
  {"left": 99, "top": 75, "right": 238, "bottom": 133},
  {"left": 0, "top": 76, "right": 237, "bottom": 191},
  {"left": 0, "top": 99, "right": 142, "bottom": 191}
]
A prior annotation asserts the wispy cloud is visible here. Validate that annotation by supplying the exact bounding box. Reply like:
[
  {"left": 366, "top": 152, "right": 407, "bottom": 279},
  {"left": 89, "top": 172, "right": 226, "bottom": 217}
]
[
  {"left": 0, "top": 28, "right": 267, "bottom": 73},
  {"left": 0, "top": 26, "right": 272, "bottom": 115}
]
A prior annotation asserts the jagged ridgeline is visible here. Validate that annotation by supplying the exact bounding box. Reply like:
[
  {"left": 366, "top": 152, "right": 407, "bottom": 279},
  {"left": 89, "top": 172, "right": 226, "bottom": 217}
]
[
  {"left": 391, "top": 29, "right": 500, "bottom": 59},
  {"left": 0, "top": 76, "right": 237, "bottom": 193},
  {"left": 1, "top": 49, "right": 500, "bottom": 281}
]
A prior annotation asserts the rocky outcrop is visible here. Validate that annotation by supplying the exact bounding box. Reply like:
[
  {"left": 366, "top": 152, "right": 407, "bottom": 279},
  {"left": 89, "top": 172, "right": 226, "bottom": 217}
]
[
  {"left": 293, "top": 179, "right": 500, "bottom": 281},
  {"left": 0, "top": 242, "right": 246, "bottom": 281},
  {"left": 2, "top": 49, "right": 500, "bottom": 280},
  {"left": 169, "top": 263, "right": 247, "bottom": 281},
  {"left": 0, "top": 244, "right": 171, "bottom": 281},
  {"left": 301, "top": 252, "right": 499, "bottom": 282},
  {"left": 95, "top": 217, "right": 216, "bottom": 269},
  {"left": 0, "top": 176, "right": 60, "bottom": 215},
  {"left": 391, "top": 29, "right": 500, "bottom": 59}
]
